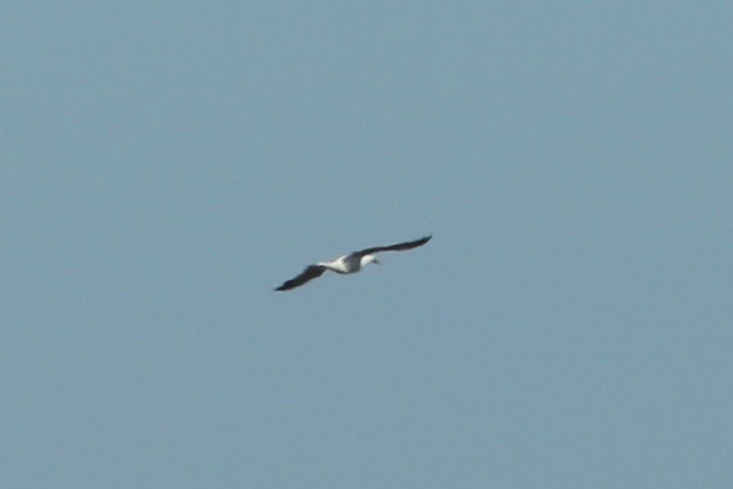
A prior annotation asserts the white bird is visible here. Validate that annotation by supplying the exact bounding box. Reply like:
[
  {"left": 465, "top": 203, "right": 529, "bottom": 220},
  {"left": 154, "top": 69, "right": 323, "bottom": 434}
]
[{"left": 275, "top": 235, "right": 432, "bottom": 291}]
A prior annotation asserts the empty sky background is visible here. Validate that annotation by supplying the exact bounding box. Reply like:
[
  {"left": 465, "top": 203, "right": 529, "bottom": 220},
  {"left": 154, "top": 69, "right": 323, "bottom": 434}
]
[{"left": 2, "top": 2, "right": 732, "bottom": 488}]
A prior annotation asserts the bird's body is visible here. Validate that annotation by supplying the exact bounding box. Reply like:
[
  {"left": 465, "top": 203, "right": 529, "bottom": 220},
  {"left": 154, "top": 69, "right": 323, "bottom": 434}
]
[
  {"left": 275, "top": 235, "right": 431, "bottom": 291},
  {"left": 318, "top": 253, "right": 375, "bottom": 274}
]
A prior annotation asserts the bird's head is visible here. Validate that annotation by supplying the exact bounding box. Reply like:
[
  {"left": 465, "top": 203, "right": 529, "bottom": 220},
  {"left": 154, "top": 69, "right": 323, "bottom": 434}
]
[{"left": 361, "top": 255, "right": 380, "bottom": 266}]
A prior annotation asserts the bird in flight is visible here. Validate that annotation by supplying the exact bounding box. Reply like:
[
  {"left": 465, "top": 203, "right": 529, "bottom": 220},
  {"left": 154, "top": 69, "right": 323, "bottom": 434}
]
[{"left": 275, "top": 235, "right": 432, "bottom": 291}]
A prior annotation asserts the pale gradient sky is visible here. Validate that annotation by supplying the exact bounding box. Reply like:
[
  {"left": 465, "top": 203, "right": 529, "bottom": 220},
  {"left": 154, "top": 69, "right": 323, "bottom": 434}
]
[{"left": 2, "top": 2, "right": 732, "bottom": 488}]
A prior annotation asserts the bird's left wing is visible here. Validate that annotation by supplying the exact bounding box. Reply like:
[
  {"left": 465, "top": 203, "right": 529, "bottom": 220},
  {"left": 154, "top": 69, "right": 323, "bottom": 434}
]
[{"left": 356, "top": 235, "right": 432, "bottom": 256}]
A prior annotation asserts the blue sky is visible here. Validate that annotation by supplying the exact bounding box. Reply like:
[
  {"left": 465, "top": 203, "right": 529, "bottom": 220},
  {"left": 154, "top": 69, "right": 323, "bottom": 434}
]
[{"left": 2, "top": 2, "right": 732, "bottom": 488}]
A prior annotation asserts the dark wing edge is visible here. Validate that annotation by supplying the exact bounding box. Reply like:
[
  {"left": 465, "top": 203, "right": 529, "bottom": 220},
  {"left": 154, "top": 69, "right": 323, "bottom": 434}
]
[
  {"left": 274, "top": 264, "right": 326, "bottom": 291},
  {"left": 356, "top": 235, "right": 432, "bottom": 256}
]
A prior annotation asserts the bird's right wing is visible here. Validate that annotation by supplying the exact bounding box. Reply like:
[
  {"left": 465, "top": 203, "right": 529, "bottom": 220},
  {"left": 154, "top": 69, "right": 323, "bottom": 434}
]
[{"left": 275, "top": 265, "right": 326, "bottom": 291}]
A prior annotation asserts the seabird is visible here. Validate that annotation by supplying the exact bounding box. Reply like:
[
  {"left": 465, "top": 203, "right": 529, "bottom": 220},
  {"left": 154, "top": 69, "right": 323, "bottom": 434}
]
[{"left": 275, "top": 235, "right": 432, "bottom": 291}]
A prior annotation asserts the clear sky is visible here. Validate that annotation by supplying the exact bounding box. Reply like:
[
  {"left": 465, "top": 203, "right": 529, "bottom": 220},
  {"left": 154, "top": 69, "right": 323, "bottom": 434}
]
[{"left": 2, "top": 2, "right": 732, "bottom": 488}]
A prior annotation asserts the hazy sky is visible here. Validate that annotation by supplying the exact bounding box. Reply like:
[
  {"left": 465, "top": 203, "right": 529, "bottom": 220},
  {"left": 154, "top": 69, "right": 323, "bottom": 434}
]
[{"left": 2, "top": 2, "right": 732, "bottom": 488}]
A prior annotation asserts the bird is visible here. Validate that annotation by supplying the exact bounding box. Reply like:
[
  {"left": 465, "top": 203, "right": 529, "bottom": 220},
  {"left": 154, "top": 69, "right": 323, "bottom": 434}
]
[{"left": 274, "top": 235, "right": 432, "bottom": 291}]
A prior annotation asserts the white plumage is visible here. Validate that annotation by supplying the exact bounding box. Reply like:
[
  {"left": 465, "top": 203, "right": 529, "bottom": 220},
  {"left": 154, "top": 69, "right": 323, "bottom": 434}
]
[{"left": 275, "top": 235, "right": 431, "bottom": 291}]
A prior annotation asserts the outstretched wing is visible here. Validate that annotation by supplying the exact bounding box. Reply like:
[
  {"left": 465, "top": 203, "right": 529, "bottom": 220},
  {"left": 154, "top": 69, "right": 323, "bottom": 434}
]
[
  {"left": 356, "top": 235, "right": 432, "bottom": 256},
  {"left": 275, "top": 265, "right": 327, "bottom": 291}
]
